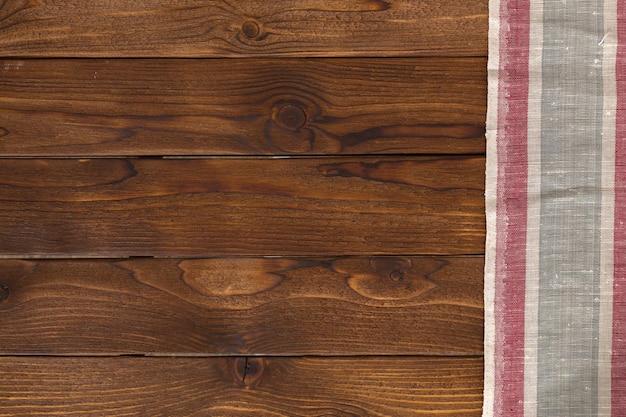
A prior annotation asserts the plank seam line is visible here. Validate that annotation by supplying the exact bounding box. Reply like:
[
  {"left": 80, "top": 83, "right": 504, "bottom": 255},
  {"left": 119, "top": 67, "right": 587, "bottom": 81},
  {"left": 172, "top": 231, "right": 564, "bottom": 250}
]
[
  {"left": 0, "top": 354, "right": 485, "bottom": 359},
  {"left": 0, "top": 55, "right": 490, "bottom": 60}
]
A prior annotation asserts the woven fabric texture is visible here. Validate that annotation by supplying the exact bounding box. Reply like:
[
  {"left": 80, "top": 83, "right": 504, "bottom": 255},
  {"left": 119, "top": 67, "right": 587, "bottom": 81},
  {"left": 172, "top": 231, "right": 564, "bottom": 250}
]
[{"left": 485, "top": 0, "right": 626, "bottom": 415}]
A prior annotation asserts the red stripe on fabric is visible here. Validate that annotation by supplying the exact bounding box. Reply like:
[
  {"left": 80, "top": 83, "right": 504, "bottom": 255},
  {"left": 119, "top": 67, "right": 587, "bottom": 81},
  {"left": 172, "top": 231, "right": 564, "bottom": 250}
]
[
  {"left": 494, "top": 0, "right": 531, "bottom": 415},
  {"left": 613, "top": 2, "right": 626, "bottom": 414}
]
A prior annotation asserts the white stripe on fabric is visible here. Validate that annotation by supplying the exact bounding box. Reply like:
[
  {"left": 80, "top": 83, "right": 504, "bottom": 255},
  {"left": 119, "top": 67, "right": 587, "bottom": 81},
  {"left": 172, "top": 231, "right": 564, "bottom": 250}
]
[
  {"left": 483, "top": 0, "right": 501, "bottom": 412},
  {"left": 524, "top": 0, "right": 543, "bottom": 414},
  {"left": 598, "top": 1, "right": 617, "bottom": 412}
]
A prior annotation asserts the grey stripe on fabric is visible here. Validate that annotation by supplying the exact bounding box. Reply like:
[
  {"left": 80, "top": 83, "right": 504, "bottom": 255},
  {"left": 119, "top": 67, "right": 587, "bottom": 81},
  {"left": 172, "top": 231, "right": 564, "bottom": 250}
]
[{"left": 537, "top": 0, "right": 605, "bottom": 415}]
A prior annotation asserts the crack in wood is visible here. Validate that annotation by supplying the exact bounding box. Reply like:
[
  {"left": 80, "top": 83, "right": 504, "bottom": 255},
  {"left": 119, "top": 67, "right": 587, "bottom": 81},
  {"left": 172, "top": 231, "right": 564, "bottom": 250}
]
[{"left": 242, "top": 357, "right": 251, "bottom": 384}]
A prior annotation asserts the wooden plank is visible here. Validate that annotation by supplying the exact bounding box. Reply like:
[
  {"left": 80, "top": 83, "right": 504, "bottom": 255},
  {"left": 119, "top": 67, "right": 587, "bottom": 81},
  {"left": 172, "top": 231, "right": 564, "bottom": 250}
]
[
  {"left": 0, "top": 157, "right": 485, "bottom": 257},
  {"left": 0, "top": 356, "right": 484, "bottom": 416},
  {"left": 0, "top": 256, "right": 483, "bottom": 355},
  {"left": 0, "top": 58, "right": 486, "bottom": 156},
  {"left": 0, "top": 1, "right": 488, "bottom": 58}
]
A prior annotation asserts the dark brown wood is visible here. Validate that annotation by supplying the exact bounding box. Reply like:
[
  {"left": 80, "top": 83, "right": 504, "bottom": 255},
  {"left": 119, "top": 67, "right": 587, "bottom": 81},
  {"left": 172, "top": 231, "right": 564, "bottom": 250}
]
[
  {"left": 0, "top": 256, "right": 483, "bottom": 355},
  {"left": 0, "top": 0, "right": 488, "bottom": 411},
  {"left": 0, "top": 58, "right": 486, "bottom": 156},
  {"left": 0, "top": 157, "right": 485, "bottom": 257},
  {"left": 0, "top": 1, "right": 488, "bottom": 58},
  {"left": 0, "top": 356, "right": 484, "bottom": 416}
]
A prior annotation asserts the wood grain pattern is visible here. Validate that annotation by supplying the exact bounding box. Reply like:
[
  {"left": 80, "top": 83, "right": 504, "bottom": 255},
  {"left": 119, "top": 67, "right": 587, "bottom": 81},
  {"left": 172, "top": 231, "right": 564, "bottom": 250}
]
[
  {"left": 0, "top": 356, "right": 484, "bottom": 416},
  {"left": 0, "top": 0, "right": 488, "bottom": 412},
  {"left": 0, "top": 1, "right": 487, "bottom": 58},
  {"left": 0, "top": 256, "right": 483, "bottom": 355},
  {"left": 0, "top": 58, "right": 486, "bottom": 156},
  {"left": 0, "top": 157, "right": 485, "bottom": 257}
]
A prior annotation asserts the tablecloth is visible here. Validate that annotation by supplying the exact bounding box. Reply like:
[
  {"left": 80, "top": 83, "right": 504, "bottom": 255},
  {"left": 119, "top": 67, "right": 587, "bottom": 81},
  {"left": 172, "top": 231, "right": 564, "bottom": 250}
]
[{"left": 485, "top": 0, "right": 625, "bottom": 415}]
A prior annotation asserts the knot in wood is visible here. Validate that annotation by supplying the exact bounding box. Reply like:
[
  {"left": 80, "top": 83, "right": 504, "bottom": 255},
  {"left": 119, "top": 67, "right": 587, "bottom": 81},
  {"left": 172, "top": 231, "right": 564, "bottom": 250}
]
[
  {"left": 0, "top": 284, "right": 8, "bottom": 303},
  {"left": 234, "top": 357, "right": 265, "bottom": 388},
  {"left": 389, "top": 270, "right": 404, "bottom": 282},
  {"left": 275, "top": 104, "right": 307, "bottom": 131},
  {"left": 241, "top": 21, "right": 261, "bottom": 39}
]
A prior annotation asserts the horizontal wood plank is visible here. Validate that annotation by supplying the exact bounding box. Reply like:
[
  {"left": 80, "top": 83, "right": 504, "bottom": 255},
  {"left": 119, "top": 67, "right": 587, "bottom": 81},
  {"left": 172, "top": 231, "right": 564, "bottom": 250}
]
[
  {"left": 0, "top": 256, "right": 483, "bottom": 355},
  {"left": 0, "top": 157, "right": 485, "bottom": 257},
  {"left": 0, "top": 58, "right": 486, "bottom": 156},
  {"left": 0, "top": 356, "right": 484, "bottom": 416},
  {"left": 0, "top": 1, "right": 487, "bottom": 58}
]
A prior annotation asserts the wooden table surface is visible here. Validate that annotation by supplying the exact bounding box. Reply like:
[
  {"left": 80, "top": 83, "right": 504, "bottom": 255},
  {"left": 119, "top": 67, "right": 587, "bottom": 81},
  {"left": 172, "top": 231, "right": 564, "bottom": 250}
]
[{"left": 0, "top": 1, "right": 487, "bottom": 415}]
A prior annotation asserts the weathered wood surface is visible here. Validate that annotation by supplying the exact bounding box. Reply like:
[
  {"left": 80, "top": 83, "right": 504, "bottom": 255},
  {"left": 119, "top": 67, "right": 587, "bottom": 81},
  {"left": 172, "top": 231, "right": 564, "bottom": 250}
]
[
  {"left": 0, "top": 58, "right": 486, "bottom": 156},
  {"left": 0, "top": 1, "right": 488, "bottom": 412},
  {"left": 0, "top": 256, "right": 483, "bottom": 355},
  {"left": 0, "top": 1, "right": 487, "bottom": 58},
  {"left": 0, "top": 356, "right": 484, "bottom": 416},
  {"left": 0, "top": 157, "right": 485, "bottom": 257}
]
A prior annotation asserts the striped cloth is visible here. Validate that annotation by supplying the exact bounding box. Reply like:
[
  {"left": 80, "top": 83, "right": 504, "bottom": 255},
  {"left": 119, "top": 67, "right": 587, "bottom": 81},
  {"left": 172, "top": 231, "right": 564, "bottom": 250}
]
[{"left": 485, "top": 0, "right": 625, "bottom": 415}]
